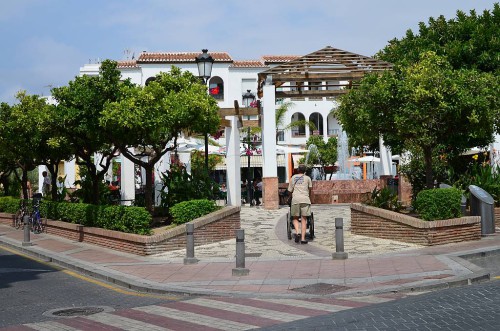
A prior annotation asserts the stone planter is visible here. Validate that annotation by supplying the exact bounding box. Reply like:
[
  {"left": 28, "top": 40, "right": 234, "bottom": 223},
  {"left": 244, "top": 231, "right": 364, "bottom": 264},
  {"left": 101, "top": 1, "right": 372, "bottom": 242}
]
[
  {"left": 0, "top": 206, "right": 240, "bottom": 256},
  {"left": 350, "top": 203, "right": 481, "bottom": 246}
]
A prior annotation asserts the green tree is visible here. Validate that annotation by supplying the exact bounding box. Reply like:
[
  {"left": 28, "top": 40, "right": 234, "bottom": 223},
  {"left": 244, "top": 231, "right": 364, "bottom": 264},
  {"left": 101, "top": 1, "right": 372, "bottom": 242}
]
[
  {"left": 101, "top": 66, "right": 220, "bottom": 213},
  {"left": 378, "top": 4, "right": 500, "bottom": 73},
  {"left": 0, "top": 92, "right": 47, "bottom": 199},
  {"left": 335, "top": 52, "right": 499, "bottom": 189},
  {"left": 51, "top": 60, "right": 126, "bottom": 205},
  {"left": 377, "top": 3, "right": 500, "bottom": 133}
]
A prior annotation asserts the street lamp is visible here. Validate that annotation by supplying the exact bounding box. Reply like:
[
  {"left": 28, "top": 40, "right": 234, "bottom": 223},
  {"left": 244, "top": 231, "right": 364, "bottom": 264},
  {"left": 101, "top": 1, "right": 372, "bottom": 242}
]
[
  {"left": 242, "top": 90, "right": 255, "bottom": 206},
  {"left": 195, "top": 49, "right": 215, "bottom": 171}
]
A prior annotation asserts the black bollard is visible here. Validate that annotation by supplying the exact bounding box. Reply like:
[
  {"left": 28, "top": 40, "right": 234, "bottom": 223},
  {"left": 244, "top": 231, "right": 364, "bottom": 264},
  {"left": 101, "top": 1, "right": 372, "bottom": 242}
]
[
  {"left": 232, "top": 229, "right": 249, "bottom": 276},
  {"left": 183, "top": 223, "right": 199, "bottom": 264},
  {"left": 22, "top": 215, "right": 32, "bottom": 247},
  {"left": 332, "top": 217, "right": 348, "bottom": 260}
]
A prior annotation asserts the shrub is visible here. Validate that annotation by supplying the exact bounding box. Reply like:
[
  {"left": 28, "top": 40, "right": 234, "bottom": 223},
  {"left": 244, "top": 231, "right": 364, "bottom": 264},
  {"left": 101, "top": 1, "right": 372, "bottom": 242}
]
[
  {"left": 415, "top": 188, "right": 462, "bottom": 221},
  {"left": 0, "top": 197, "right": 151, "bottom": 235},
  {"left": 170, "top": 199, "right": 219, "bottom": 225},
  {"left": 0, "top": 196, "right": 23, "bottom": 214},
  {"left": 365, "top": 187, "right": 402, "bottom": 211}
]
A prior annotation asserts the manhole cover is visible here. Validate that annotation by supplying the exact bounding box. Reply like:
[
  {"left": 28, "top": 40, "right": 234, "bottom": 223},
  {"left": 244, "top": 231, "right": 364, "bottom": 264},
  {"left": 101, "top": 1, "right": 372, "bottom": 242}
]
[
  {"left": 292, "top": 283, "right": 351, "bottom": 295},
  {"left": 43, "top": 306, "right": 114, "bottom": 318}
]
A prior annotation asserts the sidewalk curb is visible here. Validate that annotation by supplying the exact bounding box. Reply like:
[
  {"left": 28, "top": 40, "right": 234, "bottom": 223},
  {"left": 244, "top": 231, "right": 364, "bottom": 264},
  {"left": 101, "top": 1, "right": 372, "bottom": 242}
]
[{"left": 0, "top": 235, "right": 494, "bottom": 299}]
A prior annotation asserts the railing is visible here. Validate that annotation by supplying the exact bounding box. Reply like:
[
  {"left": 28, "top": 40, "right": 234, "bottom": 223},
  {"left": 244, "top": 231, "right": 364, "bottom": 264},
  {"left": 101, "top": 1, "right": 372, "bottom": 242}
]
[{"left": 328, "top": 129, "right": 340, "bottom": 136}]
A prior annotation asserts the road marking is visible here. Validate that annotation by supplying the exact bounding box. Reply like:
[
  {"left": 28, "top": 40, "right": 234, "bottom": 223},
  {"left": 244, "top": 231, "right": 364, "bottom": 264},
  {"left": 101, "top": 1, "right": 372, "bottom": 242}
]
[
  {"left": 25, "top": 320, "right": 81, "bottom": 331},
  {"left": 86, "top": 312, "right": 173, "bottom": 331},
  {"left": 494, "top": 276, "right": 500, "bottom": 280},
  {"left": 135, "top": 305, "right": 256, "bottom": 331},
  {"left": 254, "top": 298, "right": 351, "bottom": 312},
  {"left": 186, "top": 298, "right": 305, "bottom": 322}
]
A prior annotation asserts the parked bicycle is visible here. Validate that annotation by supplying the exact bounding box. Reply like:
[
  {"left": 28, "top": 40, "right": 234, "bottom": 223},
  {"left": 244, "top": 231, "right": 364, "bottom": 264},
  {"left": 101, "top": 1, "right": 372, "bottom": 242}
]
[
  {"left": 14, "top": 200, "right": 28, "bottom": 229},
  {"left": 29, "top": 194, "right": 44, "bottom": 234}
]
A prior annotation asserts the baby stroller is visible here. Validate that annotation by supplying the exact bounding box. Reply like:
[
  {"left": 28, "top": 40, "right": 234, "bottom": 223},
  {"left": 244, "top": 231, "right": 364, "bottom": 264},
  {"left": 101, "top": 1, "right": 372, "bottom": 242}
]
[{"left": 286, "top": 202, "right": 315, "bottom": 241}]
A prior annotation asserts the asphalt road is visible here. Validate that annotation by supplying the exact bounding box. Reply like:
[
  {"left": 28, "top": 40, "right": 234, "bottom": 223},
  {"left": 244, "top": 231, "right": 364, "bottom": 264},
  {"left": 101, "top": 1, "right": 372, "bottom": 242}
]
[{"left": 0, "top": 246, "right": 180, "bottom": 328}]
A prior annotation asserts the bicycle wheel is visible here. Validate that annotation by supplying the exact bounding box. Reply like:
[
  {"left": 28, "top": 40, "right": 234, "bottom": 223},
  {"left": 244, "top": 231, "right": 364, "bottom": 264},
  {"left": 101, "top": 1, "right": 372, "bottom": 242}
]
[
  {"left": 14, "top": 210, "right": 24, "bottom": 229},
  {"left": 32, "top": 217, "right": 43, "bottom": 234}
]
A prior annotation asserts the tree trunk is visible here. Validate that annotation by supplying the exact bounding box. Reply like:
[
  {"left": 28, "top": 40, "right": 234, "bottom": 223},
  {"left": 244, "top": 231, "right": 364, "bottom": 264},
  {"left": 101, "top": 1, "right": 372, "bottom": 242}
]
[
  {"left": 21, "top": 168, "right": 28, "bottom": 200},
  {"left": 144, "top": 166, "right": 154, "bottom": 214},
  {"left": 47, "top": 163, "right": 59, "bottom": 200},
  {"left": 423, "top": 146, "right": 434, "bottom": 189}
]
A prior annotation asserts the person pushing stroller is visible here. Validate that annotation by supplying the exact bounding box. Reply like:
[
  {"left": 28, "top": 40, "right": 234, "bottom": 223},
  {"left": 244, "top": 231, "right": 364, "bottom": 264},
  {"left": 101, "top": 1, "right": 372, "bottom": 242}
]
[{"left": 287, "top": 164, "right": 312, "bottom": 244}]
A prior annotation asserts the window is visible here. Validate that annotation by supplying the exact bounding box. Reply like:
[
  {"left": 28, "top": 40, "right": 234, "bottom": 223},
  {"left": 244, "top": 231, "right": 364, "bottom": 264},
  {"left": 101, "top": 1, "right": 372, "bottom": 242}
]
[
  {"left": 290, "top": 112, "right": 306, "bottom": 137},
  {"left": 209, "top": 76, "right": 224, "bottom": 100},
  {"left": 309, "top": 112, "right": 323, "bottom": 136}
]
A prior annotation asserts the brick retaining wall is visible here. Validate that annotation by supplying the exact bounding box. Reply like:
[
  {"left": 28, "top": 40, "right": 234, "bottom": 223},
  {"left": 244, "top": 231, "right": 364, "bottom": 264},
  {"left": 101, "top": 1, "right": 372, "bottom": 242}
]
[
  {"left": 350, "top": 203, "right": 481, "bottom": 246},
  {"left": 0, "top": 206, "right": 240, "bottom": 255}
]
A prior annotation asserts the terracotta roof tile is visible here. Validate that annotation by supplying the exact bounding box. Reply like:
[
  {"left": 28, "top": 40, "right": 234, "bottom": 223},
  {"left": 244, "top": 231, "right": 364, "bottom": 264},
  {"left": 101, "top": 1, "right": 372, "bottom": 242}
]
[
  {"left": 261, "top": 55, "right": 301, "bottom": 64},
  {"left": 117, "top": 60, "right": 138, "bottom": 69},
  {"left": 137, "top": 51, "right": 233, "bottom": 63},
  {"left": 230, "top": 60, "right": 268, "bottom": 68}
]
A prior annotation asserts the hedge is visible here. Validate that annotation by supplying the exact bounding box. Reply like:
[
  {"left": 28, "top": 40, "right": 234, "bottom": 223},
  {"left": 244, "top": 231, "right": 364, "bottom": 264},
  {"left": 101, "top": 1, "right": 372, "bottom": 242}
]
[
  {"left": 170, "top": 199, "right": 219, "bottom": 225},
  {"left": 0, "top": 197, "right": 152, "bottom": 235},
  {"left": 415, "top": 188, "right": 463, "bottom": 221}
]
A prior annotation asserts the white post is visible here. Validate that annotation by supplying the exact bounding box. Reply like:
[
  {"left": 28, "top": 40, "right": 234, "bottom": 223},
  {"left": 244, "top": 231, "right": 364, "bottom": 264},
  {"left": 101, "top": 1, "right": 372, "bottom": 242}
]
[
  {"left": 154, "top": 154, "right": 169, "bottom": 206},
  {"left": 225, "top": 116, "right": 241, "bottom": 206},
  {"left": 262, "top": 84, "right": 277, "bottom": 177},
  {"left": 491, "top": 134, "right": 500, "bottom": 172},
  {"left": 379, "top": 135, "right": 393, "bottom": 176},
  {"left": 120, "top": 150, "right": 135, "bottom": 205},
  {"left": 64, "top": 159, "right": 76, "bottom": 189}
]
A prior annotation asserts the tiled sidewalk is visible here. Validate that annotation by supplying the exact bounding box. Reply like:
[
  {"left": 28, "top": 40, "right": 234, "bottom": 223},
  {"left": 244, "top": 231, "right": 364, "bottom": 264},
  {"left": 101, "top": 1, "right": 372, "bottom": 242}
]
[{"left": 0, "top": 205, "right": 498, "bottom": 298}]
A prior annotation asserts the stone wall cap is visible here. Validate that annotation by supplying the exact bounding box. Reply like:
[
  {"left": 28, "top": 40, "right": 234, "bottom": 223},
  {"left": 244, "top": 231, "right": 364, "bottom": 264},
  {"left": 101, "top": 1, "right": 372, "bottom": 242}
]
[{"left": 351, "top": 203, "right": 480, "bottom": 228}]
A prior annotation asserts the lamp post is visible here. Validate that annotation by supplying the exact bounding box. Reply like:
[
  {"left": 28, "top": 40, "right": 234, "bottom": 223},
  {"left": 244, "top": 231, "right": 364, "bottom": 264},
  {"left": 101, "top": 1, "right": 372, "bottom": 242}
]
[
  {"left": 242, "top": 90, "right": 255, "bottom": 206},
  {"left": 195, "top": 49, "right": 214, "bottom": 172}
]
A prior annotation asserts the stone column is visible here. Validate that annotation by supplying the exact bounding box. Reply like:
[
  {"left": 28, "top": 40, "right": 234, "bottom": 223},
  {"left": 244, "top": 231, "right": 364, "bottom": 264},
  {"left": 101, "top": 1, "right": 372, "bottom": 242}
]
[
  {"left": 262, "top": 84, "right": 279, "bottom": 209},
  {"left": 491, "top": 134, "right": 500, "bottom": 171},
  {"left": 120, "top": 149, "right": 135, "bottom": 205},
  {"left": 379, "top": 135, "right": 393, "bottom": 176},
  {"left": 64, "top": 159, "right": 76, "bottom": 189},
  {"left": 154, "top": 153, "right": 169, "bottom": 206},
  {"left": 225, "top": 116, "right": 241, "bottom": 206}
]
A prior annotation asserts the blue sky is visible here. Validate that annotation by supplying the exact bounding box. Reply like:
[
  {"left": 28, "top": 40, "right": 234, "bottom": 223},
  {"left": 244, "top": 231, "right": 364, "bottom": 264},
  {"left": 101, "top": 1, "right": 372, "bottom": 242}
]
[{"left": 0, "top": 0, "right": 497, "bottom": 104}]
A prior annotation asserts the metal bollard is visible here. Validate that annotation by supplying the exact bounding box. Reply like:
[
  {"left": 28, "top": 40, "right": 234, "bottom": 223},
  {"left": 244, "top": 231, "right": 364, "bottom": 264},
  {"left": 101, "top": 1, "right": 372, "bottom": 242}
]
[
  {"left": 332, "top": 217, "right": 348, "bottom": 260},
  {"left": 183, "top": 223, "right": 199, "bottom": 264},
  {"left": 22, "top": 215, "right": 32, "bottom": 247},
  {"left": 232, "top": 229, "right": 249, "bottom": 276}
]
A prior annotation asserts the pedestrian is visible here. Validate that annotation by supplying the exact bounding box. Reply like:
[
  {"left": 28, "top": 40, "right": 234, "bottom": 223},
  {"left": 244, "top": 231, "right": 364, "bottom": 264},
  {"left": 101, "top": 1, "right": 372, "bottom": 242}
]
[
  {"left": 42, "top": 171, "right": 51, "bottom": 197},
  {"left": 253, "top": 177, "right": 263, "bottom": 205},
  {"left": 287, "top": 164, "right": 312, "bottom": 244}
]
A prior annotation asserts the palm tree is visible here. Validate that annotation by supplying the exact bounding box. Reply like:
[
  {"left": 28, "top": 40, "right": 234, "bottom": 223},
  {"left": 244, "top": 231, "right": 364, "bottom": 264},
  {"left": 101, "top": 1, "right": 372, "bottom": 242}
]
[{"left": 275, "top": 101, "right": 316, "bottom": 142}]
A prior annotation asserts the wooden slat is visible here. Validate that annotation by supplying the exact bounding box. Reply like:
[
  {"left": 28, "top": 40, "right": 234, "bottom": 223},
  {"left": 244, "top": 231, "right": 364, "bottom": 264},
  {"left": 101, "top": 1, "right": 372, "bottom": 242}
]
[
  {"left": 276, "top": 89, "right": 349, "bottom": 98},
  {"left": 242, "top": 120, "right": 260, "bottom": 128},
  {"left": 218, "top": 108, "right": 260, "bottom": 116}
]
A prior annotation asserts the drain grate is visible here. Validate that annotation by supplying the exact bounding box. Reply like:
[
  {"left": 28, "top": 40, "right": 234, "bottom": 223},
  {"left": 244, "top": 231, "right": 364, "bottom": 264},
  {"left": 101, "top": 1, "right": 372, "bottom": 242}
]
[
  {"left": 292, "top": 283, "right": 352, "bottom": 295},
  {"left": 44, "top": 306, "right": 114, "bottom": 318}
]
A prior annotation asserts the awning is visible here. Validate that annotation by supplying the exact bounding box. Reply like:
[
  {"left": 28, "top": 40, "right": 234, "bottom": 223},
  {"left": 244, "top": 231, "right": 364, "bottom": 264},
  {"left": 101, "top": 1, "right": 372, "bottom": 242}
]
[{"left": 215, "top": 155, "right": 286, "bottom": 170}]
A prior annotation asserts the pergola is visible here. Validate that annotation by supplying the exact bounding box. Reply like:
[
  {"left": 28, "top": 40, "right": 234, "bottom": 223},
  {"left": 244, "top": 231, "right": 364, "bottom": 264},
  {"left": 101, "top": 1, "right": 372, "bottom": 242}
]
[
  {"left": 257, "top": 45, "right": 393, "bottom": 99},
  {"left": 256, "top": 46, "right": 394, "bottom": 209}
]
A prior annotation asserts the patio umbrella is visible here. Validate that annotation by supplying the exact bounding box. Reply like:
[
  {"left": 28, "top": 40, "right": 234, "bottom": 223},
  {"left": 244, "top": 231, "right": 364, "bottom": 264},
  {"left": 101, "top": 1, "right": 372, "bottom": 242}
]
[{"left": 357, "top": 156, "right": 380, "bottom": 163}]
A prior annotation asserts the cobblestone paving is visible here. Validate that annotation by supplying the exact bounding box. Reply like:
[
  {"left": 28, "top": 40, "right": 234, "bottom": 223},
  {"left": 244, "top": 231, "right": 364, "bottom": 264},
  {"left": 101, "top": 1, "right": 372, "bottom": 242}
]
[
  {"left": 258, "top": 281, "right": 500, "bottom": 331},
  {"left": 151, "top": 205, "right": 422, "bottom": 261}
]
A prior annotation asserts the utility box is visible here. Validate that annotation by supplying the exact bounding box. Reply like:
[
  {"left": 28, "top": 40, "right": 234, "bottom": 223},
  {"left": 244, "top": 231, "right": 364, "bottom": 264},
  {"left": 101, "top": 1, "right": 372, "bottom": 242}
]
[{"left": 469, "top": 185, "right": 495, "bottom": 235}]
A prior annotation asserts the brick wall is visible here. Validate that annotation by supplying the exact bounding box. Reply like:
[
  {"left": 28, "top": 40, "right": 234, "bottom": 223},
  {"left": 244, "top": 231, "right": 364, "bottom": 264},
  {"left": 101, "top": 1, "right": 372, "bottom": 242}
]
[
  {"left": 0, "top": 206, "right": 240, "bottom": 256},
  {"left": 350, "top": 203, "right": 481, "bottom": 246}
]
